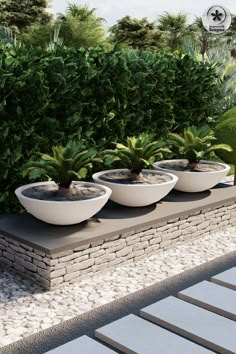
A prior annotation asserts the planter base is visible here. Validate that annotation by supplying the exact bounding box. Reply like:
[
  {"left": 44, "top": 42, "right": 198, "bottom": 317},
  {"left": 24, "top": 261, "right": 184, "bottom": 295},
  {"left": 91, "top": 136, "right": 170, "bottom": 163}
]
[{"left": 1, "top": 184, "right": 236, "bottom": 290}]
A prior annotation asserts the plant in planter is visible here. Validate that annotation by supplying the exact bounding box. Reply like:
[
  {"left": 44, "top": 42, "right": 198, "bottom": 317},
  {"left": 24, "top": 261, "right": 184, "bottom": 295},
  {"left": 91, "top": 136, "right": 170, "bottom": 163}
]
[
  {"left": 15, "top": 141, "right": 112, "bottom": 225},
  {"left": 154, "top": 126, "right": 232, "bottom": 192},
  {"left": 93, "top": 133, "right": 178, "bottom": 207}
]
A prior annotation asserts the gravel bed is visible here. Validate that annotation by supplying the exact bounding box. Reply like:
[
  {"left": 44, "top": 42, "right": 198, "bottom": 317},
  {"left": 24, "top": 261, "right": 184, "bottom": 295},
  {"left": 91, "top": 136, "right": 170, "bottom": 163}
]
[{"left": 0, "top": 225, "right": 236, "bottom": 348}]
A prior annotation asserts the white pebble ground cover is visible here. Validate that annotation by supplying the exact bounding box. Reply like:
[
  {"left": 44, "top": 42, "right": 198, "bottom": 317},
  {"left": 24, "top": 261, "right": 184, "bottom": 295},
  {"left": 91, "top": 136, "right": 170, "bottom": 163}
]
[{"left": 0, "top": 225, "right": 236, "bottom": 347}]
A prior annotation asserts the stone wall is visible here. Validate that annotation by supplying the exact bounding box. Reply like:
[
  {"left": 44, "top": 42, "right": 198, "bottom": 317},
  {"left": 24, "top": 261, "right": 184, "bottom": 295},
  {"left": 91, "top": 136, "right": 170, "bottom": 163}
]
[{"left": 1, "top": 201, "right": 236, "bottom": 290}]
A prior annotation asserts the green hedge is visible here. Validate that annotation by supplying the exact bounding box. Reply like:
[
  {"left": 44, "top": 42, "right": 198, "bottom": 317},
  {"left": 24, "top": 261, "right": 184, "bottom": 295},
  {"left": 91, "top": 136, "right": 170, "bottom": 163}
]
[{"left": 0, "top": 46, "right": 221, "bottom": 213}]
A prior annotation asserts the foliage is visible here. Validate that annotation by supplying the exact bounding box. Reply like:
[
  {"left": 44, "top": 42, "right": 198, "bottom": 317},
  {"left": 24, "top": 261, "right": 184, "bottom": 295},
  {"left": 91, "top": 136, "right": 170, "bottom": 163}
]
[
  {"left": 55, "top": 4, "right": 108, "bottom": 49},
  {"left": 103, "top": 133, "right": 169, "bottom": 179},
  {"left": 0, "top": 0, "right": 51, "bottom": 31},
  {"left": 110, "top": 16, "right": 163, "bottom": 50},
  {"left": 157, "top": 12, "right": 189, "bottom": 51},
  {"left": 168, "top": 126, "right": 232, "bottom": 169},
  {"left": 0, "top": 46, "right": 222, "bottom": 212},
  {"left": 215, "top": 108, "right": 236, "bottom": 184},
  {"left": 24, "top": 141, "right": 97, "bottom": 189}
]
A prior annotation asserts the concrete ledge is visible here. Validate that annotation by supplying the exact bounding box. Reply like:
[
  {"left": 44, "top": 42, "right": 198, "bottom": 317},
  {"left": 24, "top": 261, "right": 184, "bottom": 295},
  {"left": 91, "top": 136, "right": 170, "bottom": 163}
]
[{"left": 0, "top": 184, "right": 236, "bottom": 290}]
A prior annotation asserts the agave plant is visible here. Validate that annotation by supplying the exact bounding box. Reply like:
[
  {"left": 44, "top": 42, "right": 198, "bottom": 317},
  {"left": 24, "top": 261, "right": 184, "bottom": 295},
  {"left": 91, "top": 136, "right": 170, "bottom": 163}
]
[
  {"left": 168, "top": 126, "right": 232, "bottom": 170},
  {"left": 24, "top": 141, "right": 97, "bottom": 194},
  {"left": 103, "top": 133, "right": 170, "bottom": 181}
]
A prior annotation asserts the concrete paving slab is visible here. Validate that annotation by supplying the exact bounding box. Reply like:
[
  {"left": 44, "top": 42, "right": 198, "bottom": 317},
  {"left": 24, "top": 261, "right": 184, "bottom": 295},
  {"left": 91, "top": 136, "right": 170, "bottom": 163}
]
[
  {"left": 44, "top": 335, "right": 116, "bottom": 354},
  {"left": 179, "top": 280, "right": 236, "bottom": 320},
  {"left": 141, "top": 296, "right": 236, "bottom": 354},
  {"left": 95, "top": 314, "right": 214, "bottom": 354},
  {"left": 211, "top": 267, "right": 236, "bottom": 291}
]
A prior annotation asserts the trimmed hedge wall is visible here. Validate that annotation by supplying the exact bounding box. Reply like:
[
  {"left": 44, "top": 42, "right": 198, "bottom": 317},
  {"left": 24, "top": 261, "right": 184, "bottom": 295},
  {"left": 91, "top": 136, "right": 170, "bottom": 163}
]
[{"left": 0, "top": 46, "right": 221, "bottom": 212}]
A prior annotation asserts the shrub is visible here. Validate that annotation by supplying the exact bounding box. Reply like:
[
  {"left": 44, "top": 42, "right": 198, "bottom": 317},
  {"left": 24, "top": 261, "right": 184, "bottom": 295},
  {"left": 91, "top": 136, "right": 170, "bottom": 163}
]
[
  {"left": 0, "top": 45, "right": 222, "bottom": 212},
  {"left": 215, "top": 108, "right": 236, "bottom": 184}
]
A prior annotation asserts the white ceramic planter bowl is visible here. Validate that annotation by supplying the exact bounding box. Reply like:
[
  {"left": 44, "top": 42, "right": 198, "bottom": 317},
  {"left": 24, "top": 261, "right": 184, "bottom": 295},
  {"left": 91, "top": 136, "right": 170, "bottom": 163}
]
[
  {"left": 92, "top": 169, "right": 178, "bottom": 207},
  {"left": 154, "top": 159, "right": 230, "bottom": 193},
  {"left": 15, "top": 181, "right": 112, "bottom": 225}
]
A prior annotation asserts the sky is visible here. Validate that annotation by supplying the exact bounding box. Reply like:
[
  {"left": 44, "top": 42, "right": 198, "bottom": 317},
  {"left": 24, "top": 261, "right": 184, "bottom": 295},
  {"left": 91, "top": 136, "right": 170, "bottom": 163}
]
[{"left": 50, "top": 0, "right": 236, "bottom": 27}]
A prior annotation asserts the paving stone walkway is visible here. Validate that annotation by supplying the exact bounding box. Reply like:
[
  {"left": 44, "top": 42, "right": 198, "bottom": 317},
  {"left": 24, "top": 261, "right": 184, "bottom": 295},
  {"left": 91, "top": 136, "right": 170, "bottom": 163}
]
[{"left": 0, "top": 225, "right": 236, "bottom": 348}]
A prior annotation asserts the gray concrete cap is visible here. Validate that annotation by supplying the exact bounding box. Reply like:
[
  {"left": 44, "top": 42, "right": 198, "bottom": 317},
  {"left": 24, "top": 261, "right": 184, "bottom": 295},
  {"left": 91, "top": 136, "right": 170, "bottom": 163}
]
[
  {"left": 141, "top": 296, "right": 236, "bottom": 354},
  {"left": 179, "top": 280, "right": 236, "bottom": 320},
  {"left": 211, "top": 267, "right": 236, "bottom": 290},
  {"left": 96, "top": 314, "right": 214, "bottom": 354},
  {"left": 44, "top": 335, "right": 117, "bottom": 354}
]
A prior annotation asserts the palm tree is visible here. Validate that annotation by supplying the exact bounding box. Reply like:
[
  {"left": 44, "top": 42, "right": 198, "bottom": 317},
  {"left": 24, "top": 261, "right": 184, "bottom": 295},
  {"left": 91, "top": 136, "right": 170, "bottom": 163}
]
[
  {"left": 157, "top": 12, "right": 189, "bottom": 51},
  {"left": 56, "top": 3, "right": 107, "bottom": 48}
]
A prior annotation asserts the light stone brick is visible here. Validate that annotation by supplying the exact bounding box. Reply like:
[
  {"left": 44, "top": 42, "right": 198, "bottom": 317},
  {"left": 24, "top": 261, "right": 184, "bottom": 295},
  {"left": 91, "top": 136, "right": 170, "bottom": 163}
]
[
  {"left": 149, "top": 236, "right": 161, "bottom": 246},
  {"left": 95, "top": 254, "right": 115, "bottom": 265},
  {"left": 116, "top": 246, "right": 132, "bottom": 258},
  {"left": 109, "top": 258, "right": 126, "bottom": 267},
  {"left": 74, "top": 244, "right": 90, "bottom": 252},
  {"left": 82, "top": 246, "right": 101, "bottom": 255},
  {"left": 80, "top": 268, "right": 93, "bottom": 276},
  {"left": 162, "top": 230, "right": 182, "bottom": 241},
  {"left": 133, "top": 241, "right": 148, "bottom": 252},
  {"left": 141, "top": 234, "right": 154, "bottom": 242},
  {"left": 67, "top": 259, "right": 94, "bottom": 273},
  {"left": 92, "top": 263, "right": 109, "bottom": 272},
  {"left": 181, "top": 226, "right": 197, "bottom": 236},
  {"left": 230, "top": 217, "right": 236, "bottom": 225},
  {"left": 51, "top": 268, "right": 66, "bottom": 279},
  {"left": 133, "top": 249, "right": 145, "bottom": 258},
  {"left": 43, "top": 257, "right": 58, "bottom": 266},
  {"left": 188, "top": 214, "right": 205, "bottom": 222},
  {"left": 106, "top": 243, "right": 125, "bottom": 254},
  {"left": 127, "top": 237, "right": 141, "bottom": 246},
  {"left": 51, "top": 250, "right": 73, "bottom": 259},
  {"left": 162, "top": 226, "right": 178, "bottom": 234},
  {"left": 197, "top": 220, "right": 210, "bottom": 230},
  {"left": 142, "top": 229, "right": 155, "bottom": 236},
  {"left": 50, "top": 277, "right": 64, "bottom": 288},
  {"left": 73, "top": 255, "right": 89, "bottom": 263},
  {"left": 146, "top": 244, "right": 160, "bottom": 254},
  {"left": 59, "top": 253, "right": 79, "bottom": 263},
  {"left": 90, "top": 249, "right": 105, "bottom": 258},
  {"left": 210, "top": 217, "right": 221, "bottom": 225},
  {"left": 215, "top": 212, "right": 225, "bottom": 218},
  {"left": 222, "top": 214, "right": 231, "bottom": 221},
  {"left": 64, "top": 271, "right": 80, "bottom": 282},
  {"left": 220, "top": 220, "right": 230, "bottom": 228},
  {"left": 160, "top": 240, "right": 172, "bottom": 248},
  {"left": 34, "top": 274, "right": 50, "bottom": 288},
  {"left": 179, "top": 222, "right": 190, "bottom": 230},
  {"left": 54, "top": 261, "right": 73, "bottom": 270},
  {"left": 227, "top": 204, "right": 236, "bottom": 210},
  {"left": 167, "top": 217, "right": 179, "bottom": 223},
  {"left": 230, "top": 211, "right": 236, "bottom": 218},
  {"left": 102, "top": 239, "right": 125, "bottom": 249}
]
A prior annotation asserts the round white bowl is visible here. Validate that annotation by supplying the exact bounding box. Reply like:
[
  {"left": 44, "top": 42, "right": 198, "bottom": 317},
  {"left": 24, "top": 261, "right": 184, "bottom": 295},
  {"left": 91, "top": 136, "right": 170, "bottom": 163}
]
[
  {"left": 92, "top": 169, "right": 178, "bottom": 207},
  {"left": 15, "top": 181, "right": 112, "bottom": 225},
  {"left": 154, "top": 159, "right": 230, "bottom": 193}
]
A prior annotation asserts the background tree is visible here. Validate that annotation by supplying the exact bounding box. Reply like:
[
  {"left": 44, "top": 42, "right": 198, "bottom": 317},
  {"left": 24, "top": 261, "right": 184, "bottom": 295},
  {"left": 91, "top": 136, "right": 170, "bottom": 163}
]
[
  {"left": 56, "top": 4, "right": 107, "bottom": 48},
  {"left": 110, "top": 16, "right": 163, "bottom": 50},
  {"left": 0, "top": 0, "right": 51, "bottom": 31},
  {"left": 157, "top": 12, "right": 189, "bottom": 51}
]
